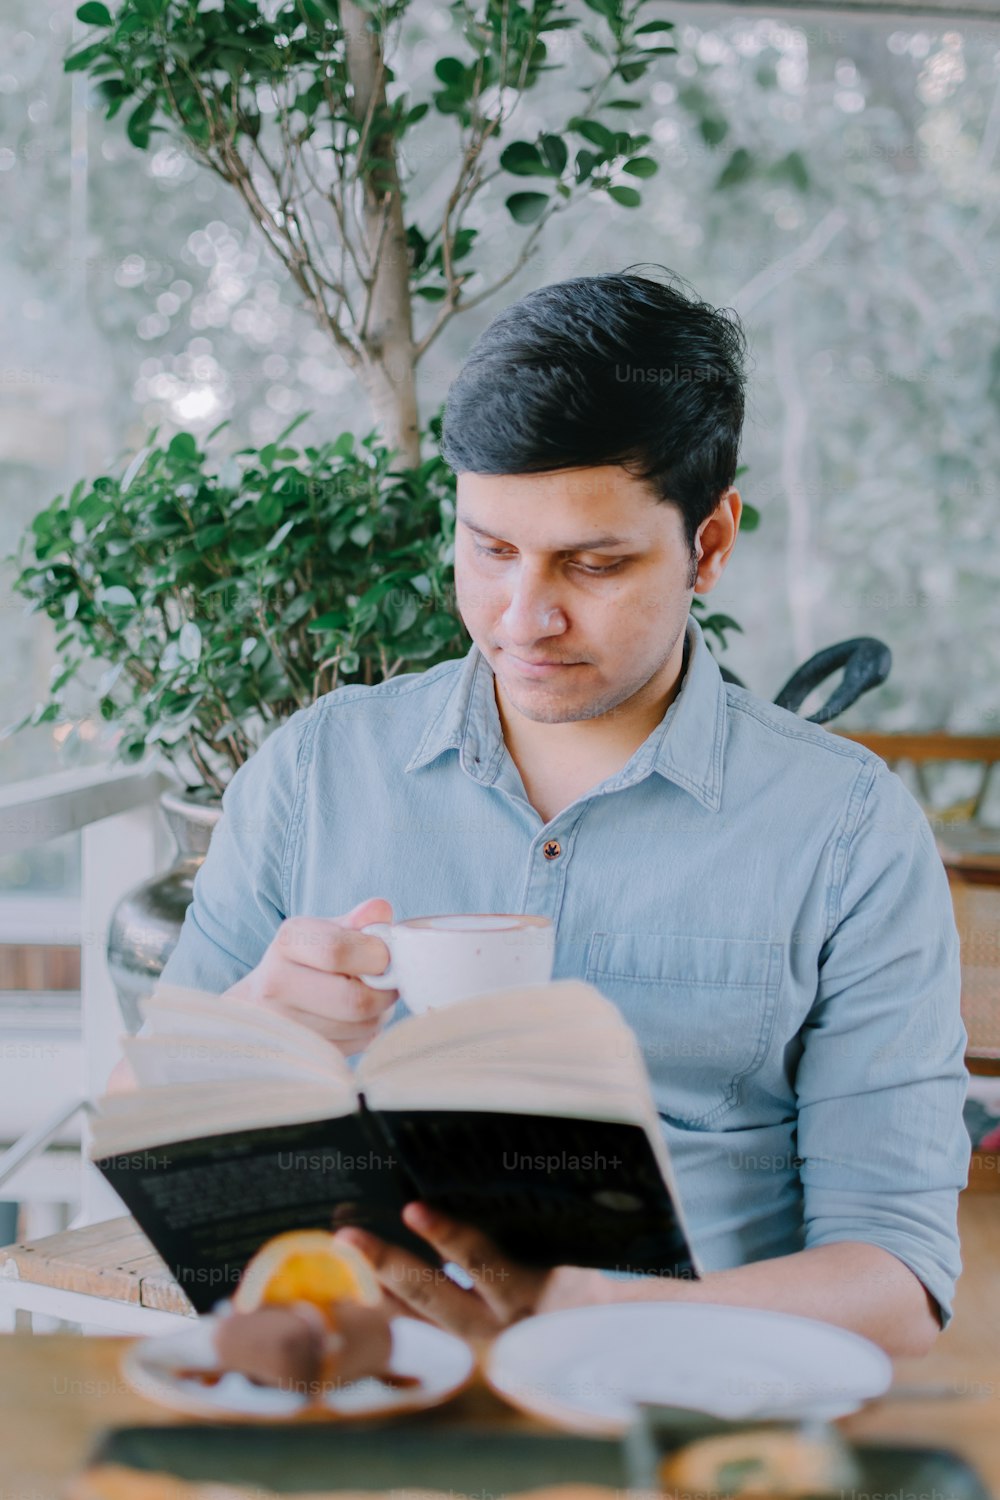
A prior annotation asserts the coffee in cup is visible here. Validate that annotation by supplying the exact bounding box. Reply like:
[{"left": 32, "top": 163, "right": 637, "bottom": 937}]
[{"left": 358, "top": 913, "right": 555, "bottom": 1014}]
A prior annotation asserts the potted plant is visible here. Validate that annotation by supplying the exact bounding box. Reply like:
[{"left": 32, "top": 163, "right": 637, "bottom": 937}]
[{"left": 7, "top": 421, "right": 468, "bottom": 1025}]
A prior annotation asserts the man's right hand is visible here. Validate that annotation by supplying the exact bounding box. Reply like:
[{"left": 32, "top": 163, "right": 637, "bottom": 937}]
[{"left": 224, "top": 898, "right": 399, "bottom": 1055}]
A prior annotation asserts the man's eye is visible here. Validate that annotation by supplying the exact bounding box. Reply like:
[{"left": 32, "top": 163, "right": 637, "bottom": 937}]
[{"left": 473, "top": 543, "right": 625, "bottom": 577}]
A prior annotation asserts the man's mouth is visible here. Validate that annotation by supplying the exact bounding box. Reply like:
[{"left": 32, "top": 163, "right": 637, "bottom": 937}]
[{"left": 503, "top": 651, "right": 584, "bottom": 678}]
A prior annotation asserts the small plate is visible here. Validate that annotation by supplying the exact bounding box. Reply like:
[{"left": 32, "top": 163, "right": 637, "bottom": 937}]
[
  {"left": 485, "top": 1301, "right": 893, "bottom": 1435},
  {"left": 122, "top": 1314, "right": 475, "bottom": 1420}
]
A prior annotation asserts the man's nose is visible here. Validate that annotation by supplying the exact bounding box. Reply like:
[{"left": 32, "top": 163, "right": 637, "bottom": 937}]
[{"left": 500, "top": 571, "right": 567, "bottom": 643}]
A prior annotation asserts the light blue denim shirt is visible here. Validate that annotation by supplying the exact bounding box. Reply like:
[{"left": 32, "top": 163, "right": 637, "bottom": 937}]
[{"left": 160, "top": 615, "right": 970, "bottom": 1324}]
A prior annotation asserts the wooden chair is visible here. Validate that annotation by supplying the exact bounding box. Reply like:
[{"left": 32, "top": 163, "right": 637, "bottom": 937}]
[{"left": 836, "top": 733, "right": 1000, "bottom": 1074}]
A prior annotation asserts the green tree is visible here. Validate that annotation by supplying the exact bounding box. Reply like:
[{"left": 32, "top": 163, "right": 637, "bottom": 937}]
[{"left": 68, "top": 0, "right": 679, "bottom": 465}]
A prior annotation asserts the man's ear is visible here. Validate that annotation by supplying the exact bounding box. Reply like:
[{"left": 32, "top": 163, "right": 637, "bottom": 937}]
[{"left": 693, "top": 487, "right": 742, "bottom": 595}]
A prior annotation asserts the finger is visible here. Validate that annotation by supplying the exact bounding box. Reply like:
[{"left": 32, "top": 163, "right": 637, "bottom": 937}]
[
  {"left": 260, "top": 960, "right": 398, "bottom": 1025},
  {"left": 401, "top": 1204, "right": 542, "bottom": 1324},
  {"left": 274, "top": 916, "right": 394, "bottom": 983},
  {"left": 275, "top": 1008, "right": 384, "bottom": 1052},
  {"left": 379, "top": 1288, "right": 436, "bottom": 1326},
  {"left": 256, "top": 974, "right": 389, "bottom": 1034},
  {"left": 333, "top": 1228, "right": 499, "bottom": 1339},
  {"left": 337, "top": 897, "right": 394, "bottom": 930}
]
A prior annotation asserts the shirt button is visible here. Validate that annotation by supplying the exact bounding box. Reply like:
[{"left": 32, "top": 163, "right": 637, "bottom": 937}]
[{"left": 543, "top": 840, "right": 562, "bottom": 860}]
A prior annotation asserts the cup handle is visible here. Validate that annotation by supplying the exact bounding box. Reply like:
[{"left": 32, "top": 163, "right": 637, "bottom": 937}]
[{"left": 357, "top": 922, "right": 398, "bottom": 990}]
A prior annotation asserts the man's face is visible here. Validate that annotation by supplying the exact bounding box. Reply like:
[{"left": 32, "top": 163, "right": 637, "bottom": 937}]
[{"left": 454, "top": 466, "right": 730, "bottom": 727}]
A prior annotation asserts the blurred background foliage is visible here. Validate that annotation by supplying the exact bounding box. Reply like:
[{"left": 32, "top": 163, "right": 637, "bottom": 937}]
[{"left": 3, "top": 1, "right": 1000, "bottom": 827}]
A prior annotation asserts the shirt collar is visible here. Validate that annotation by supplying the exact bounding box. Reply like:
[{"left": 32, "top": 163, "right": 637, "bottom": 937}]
[{"left": 405, "top": 614, "right": 727, "bottom": 812}]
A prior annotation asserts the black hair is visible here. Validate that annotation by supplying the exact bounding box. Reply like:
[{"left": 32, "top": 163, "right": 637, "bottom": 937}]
[{"left": 440, "top": 265, "right": 748, "bottom": 551}]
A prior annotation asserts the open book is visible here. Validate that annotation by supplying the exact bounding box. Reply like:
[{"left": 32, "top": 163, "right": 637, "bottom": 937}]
[{"left": 91, "top": 981, "right": 700, "bottom": 1313}]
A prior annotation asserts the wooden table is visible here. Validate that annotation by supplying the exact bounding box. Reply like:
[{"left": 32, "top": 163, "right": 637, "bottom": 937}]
[
  {"left": 3, "top": 1195, "right": 999, "bottom": 1499},
  {"left": 0, "top": 1214, "right": 196, "bottom": 1333}
]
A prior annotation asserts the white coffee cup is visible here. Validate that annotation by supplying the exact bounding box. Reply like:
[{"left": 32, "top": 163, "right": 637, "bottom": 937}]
[{"left": 358, "top": 913, "right": 555, "bottom": 1014}]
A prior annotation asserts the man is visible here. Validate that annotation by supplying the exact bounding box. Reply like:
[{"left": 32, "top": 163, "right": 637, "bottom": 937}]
[{"left": 110, "top": 270, "right": 969, "bottom": 1356}]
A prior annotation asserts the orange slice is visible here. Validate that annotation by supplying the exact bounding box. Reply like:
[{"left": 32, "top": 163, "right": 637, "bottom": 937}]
[{"left": 232, "top": 1230, "right": 382, "bottom": 1317}]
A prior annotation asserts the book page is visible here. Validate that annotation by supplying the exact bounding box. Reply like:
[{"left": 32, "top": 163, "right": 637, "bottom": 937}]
[
  {"left": 89, "top": 1079, "right": 357, "bottom": 1157},
  {"left": 143, "top": 984, "right": 352, "bottom": 1073},
  {"left": 360, "top": 981, "right": 658, "bottom": 1122},
  {"left": 93, "top": 1110, "right": 416, "bottom": 1313},
  {"left": 123, "top": 1034, "right": 338, "bottom": 1088}
]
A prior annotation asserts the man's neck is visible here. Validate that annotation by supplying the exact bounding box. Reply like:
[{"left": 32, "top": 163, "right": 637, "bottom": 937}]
[{"left": 494, "top": 631, "right": 691, "bottom": 816}]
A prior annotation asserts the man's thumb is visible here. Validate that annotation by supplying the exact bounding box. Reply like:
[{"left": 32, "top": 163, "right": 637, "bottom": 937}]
[{"left": 340, "top": 897, "right": 394, "bottom": 929}]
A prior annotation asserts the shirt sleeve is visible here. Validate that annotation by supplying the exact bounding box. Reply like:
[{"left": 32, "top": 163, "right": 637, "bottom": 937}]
[
  {"left": 794, "top": 758, "right": 971, "bottom": 1329},
  {"left": 157, "top": 704, "right": 316, "bottom": 995}
]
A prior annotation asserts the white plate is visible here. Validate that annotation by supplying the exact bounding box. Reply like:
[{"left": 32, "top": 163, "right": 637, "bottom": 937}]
[
  {"left": 122, "top": 1315, "right": 475, "bottom": 1420},
  {"left": 486, "top": 1302, "right": 892, "bottom": 1435}
]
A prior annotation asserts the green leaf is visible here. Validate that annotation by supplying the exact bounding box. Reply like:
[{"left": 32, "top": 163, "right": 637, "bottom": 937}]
[
  {"left": 265, "top": 519, "right": 296, "bottom": 551},
  {"left": 168, "top": 431, "right": 199, "bottom": 462},
  {"left": 741, "top": 503, "right": 761, "bottom": 533},
  {"left": 569, "top": 117, "right": 616, "bottom": 154},
  {"left": 76, "top": 2, "right": 113, "bottom": 24},
  {"left": 634, "top": 19, "right": 675, "bottom": 32},
  {"left": 383, "top": 592, "right": 420, "bottom": 636},
  {"left": 433, "top": 90, "right": 467, "bottom": 118},
  {"left": 699, "top": 116, "right": 729, "bottom": 148},
  {"left": 103, "top": 86, "right": 131, "bottom": 119},
  {"left": 716, "top": 147, "right": 754, "bottom": 189},
  {"left": 500, "top": 141, "right": 549, "bottom": 176},
  {"left": 582, "top": 0, "right": 619, "bottom": 22},
  {"left": 575, "top": 148, "right": 597, "bottom": 184},
  {"left": 451, "top": 227, "right": 478, "bottom": 262},
  {"left": 702, "top": 612, "right": 743, "bottom": 635},
  {"left": 414, "top": 286, "right": 447, "bottom": 300},
  {"left": 622, "top": 156, "right": 658, "bottom": 178},
  {"left": 178, "top": 621, "right": 202, "bottom": 663},
  {"left": 608, "top": 184, "right": 641, "bottom": 207},
  {"left": 256, "top": 492, "right": 283, "bottom": 528},
  {"left": 64, "top": 41, "right": 107, "bottom": 72},
  {"left": 581, "top": 30, "right": 609, "bottom": 59},
  {"left": 605, "top": 98, "right": 642, "bottom": 110},
  {"left": 307, "top": 610, "right": 350, "bottom": 632},
  {"left": 406, "top": 224, "right": 429, "bottom": 269},
  {"left": 434, "top": 56, "right": 466, "bottom": 86},
  {"left": 274, "top": 412, "right": 310, "bottom": 446},
  {"left": 771, "top": 150, "right": 810, "bottom": 192},
  {"left": 505, "top": 192, "right": 548, "bottom": 224},
  {"left": 618, "top": 61, "right": 651, "bottom": 83},
  {"left": 540, "top": 134, "right": 568, "bottom": 175},
  {"left": 97, "top": 584, "right": 137, "bottom": 610},
  {"left": 126, "top": 94, "right": 157, "bottom": 150}
]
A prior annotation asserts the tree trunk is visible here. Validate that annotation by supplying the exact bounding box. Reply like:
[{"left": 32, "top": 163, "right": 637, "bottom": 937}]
[{"left": 341, "top": 0, "right": 421, "bottom": 468}]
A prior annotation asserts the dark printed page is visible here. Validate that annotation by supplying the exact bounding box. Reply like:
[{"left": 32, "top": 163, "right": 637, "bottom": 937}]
[
  {"left": 95, "top": 1111, "right": 420, "bottom": 1314},
  {"left": 373, "top": 1108, "right": 698, "bottom": 1279}
]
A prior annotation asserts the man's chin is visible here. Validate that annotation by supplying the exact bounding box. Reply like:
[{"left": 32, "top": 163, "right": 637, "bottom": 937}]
[{"left": 501, "top": 677, "right": 613, "bottom": 725}]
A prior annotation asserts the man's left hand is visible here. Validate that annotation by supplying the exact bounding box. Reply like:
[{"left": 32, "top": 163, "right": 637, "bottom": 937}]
[{"left": 334, "top": 1202, "right": 608, "bottom": 1337}]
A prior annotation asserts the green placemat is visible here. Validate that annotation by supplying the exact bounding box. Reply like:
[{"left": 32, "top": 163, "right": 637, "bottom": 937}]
[
  {"left": 88, "top": 1421, "right": 991, "bottom": 1500},
  {"left": 89, "top": 1425, "right": 629, "bottom": 1494}
]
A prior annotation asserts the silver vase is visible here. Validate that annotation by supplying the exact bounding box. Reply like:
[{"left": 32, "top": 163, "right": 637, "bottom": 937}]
[{"left": 106, "top": 787, "right": 222, "bottom": 1034}]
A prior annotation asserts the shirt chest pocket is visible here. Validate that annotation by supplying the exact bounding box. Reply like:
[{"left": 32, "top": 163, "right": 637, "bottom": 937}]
[{"left": 584, "top": 932, "right": 783, "bottom": 1129}]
